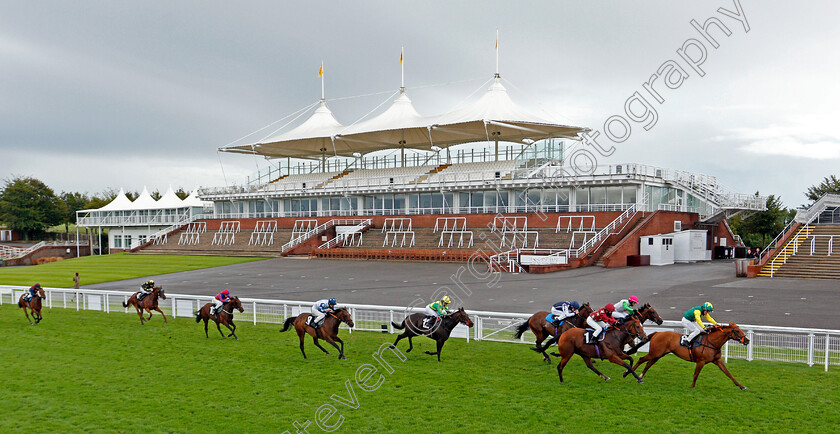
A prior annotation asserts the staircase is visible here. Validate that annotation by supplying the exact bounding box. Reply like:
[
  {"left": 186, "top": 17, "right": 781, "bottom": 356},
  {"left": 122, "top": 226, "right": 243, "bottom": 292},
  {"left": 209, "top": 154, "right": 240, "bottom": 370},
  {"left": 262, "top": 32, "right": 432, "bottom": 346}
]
[
  {"left": 316, "top": 170, "right": 353, "bottom": 188},
  {"left": 760, "top": 225, "right": 840, "bottom": 279},
  {"left": 758, "top": 225, "right": 813, "bottom": 277},
  {"left": 413, "top": 164, "right": 451, "bottom": 184}
]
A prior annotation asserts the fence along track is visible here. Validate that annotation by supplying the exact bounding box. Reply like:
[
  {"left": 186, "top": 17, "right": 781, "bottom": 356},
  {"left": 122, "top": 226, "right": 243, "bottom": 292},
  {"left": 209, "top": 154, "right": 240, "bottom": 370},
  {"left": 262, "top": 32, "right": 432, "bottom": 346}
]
[{"left": 0, "top": 285, "right": 837, "bottom": 371}]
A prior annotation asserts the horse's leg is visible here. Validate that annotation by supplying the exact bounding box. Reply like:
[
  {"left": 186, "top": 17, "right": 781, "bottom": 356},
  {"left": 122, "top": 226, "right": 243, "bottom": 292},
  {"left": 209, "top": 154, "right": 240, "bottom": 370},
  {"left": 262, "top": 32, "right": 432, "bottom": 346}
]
[
  {"left": 225, "top": 321, "right": 238, "bottom": 340},
  {"left": 713, "top": 357, "right": 746, "bottom": 390},
  {"left": 22, "top": 306, "right": 32, "bottom": 325},
  {"left": 312, "top": 337, "right": 331, "bottom": 355},
  {"left": 424, "top": 339, "right": 445, "bottom": 362},
  {"left": 324, "top": 337, "right": 343, "bottom": 360},
  {"left": 216, "top": 320, "right": 226, "bottom": 338},
  {"left": 582, "top": 355, "right": 611, "bottom": 382},
  {"left": 154, "top": 307, "right": 168, "bottom": 324},
  {"left": 333, "top": 337, "right": 346, "bottom": 360},
  {"left": 390, "top": 333, "right": 406, "bottom": 350},
  {"left": 135, "top": 305, "right": 145, "bottom": 324},
  {"left": 608, "top": 353, "right": 643, "bottom": 383},
  {"left": 690, "top": 361, "right": 707, "bottom": 388},
  {"left": 557, "top": 354, "right": 573, "bottom": 382},
  {"left": 407, "top": 336, "right": 414, "bottom": 353},
  {"left": 296, "top": 328, "right": 307, "bottom": 359},
  {"left": 203, "top": 317, "right": 209, "bottom": 338}
]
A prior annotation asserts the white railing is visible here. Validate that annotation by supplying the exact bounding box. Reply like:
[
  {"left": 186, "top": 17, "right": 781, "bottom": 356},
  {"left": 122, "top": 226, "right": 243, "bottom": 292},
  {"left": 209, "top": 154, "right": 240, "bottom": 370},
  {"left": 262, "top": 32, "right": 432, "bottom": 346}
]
[
  {"left": 282, "top": 219, "right": 371, "bottom": 253},
  {"left": 556, "top": 215, "right": 596, "bottom": 233},
  {"left": 318, "top": 219, "right": 372, "bottom": 249},
  {"left": 2, "top": 285, "right": 836, "bottom": 371},
  {"left": 178, "top": 222, "right": 207, "bottom": 246},
  {"left": 769, "top": 226, "right": 811, "bottom": 278},
  {"left": 569, "top": 196, "right": 646, "bottom": 259},
  {"left": 0, "top": 240, "right": 90, "bottom": 260},
  {"left": 808, "top": 235, "right": 835, "bottom": 256},
  {"left": 795, "top": 194, "right": 840, "bottom": 224},
  {"left": 249, "top": 220, "right": 278, "bottom": 246}
]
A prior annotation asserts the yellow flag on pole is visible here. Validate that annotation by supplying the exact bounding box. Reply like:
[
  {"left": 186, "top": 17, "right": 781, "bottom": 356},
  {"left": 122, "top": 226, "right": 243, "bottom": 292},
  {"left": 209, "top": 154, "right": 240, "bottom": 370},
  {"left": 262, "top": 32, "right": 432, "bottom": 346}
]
[
  {"left": 400, "top": 50, "right": 403, "bottom": 65},
  {"left": 318, "top": 62, "right": 323, "bottom": 78}
]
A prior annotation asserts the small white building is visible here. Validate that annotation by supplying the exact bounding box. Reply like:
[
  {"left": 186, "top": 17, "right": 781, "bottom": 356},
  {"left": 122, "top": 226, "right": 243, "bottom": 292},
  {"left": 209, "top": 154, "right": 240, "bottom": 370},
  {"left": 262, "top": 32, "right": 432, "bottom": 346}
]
[
  {"left": 671, "top": 229, "right": 711, "bottom": 262},
  {"left": 76, "top": 186, "right": 209, "bottom": 253},
  {"left": 640, "top": 234, "right": 674, "bottom": 266}
]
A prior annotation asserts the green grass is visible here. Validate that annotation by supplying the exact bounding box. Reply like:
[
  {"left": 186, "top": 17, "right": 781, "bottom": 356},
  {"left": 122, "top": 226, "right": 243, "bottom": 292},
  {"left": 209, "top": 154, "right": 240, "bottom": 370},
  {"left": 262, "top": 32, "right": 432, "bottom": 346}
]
[
  {"left": 1, "top": 308, "right": 837, "bottom": 433},
  {"left": 0, "top": 253, "right": 265, "bottom": 288}
]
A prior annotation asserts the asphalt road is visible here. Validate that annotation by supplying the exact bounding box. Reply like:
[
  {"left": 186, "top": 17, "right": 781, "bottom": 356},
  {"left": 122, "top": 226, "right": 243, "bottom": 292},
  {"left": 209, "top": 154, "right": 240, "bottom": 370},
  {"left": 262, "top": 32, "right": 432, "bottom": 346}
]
[{"left": 88, "top": 258, "right": 839, "bottom": 329}]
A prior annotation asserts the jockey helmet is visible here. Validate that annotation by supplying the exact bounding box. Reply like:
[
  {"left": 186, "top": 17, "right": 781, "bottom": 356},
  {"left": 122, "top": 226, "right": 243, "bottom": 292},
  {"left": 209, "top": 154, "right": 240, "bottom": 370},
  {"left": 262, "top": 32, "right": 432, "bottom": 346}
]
[
  {"left": 604, "top": 303, "right": 616, "bottom": 312},
  {"left": 222, "top": 289, "right": 230, "bottom": 295},
  {"left": 328, "top": 298, "right": 337, "bottom": 306},
  {"left": 441, "top": 295, "right": 451, "bottom": 304},
  {"left": 569, "top": 301, "right": 580, "bottom": 310},
  {"left": 629, "top": 295, "right": 639, "bottom": 304},
  {"left": 703, "top": 302, "right": 713, "bottom": 312},
  {"left": 33, "top": 283, "right": 41, "bottom": 289}
]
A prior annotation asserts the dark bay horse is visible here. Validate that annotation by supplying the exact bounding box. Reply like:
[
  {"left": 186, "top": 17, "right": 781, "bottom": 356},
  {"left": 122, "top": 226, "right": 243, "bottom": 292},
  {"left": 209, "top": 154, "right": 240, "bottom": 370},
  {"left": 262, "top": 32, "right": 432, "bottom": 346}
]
[
  {"left": 628, "top": 323, "right": 749, "bottom": 389},
  {"left": 623, "top": 303, "right": 664, "bottom": 354},
  {"left": 556, "top": 316, "right": 647, "bottom": 383},
  {"left": 19, "top": 286, "right": 46, "bottom": 325},
  {"left": 123, "top": 286, "right": 167, "bottom": 325},
  {"left": 515, "top": 303, "right": 593, "bottom": 363},
  {"left": 196, "top": 297, "right": 245, "bottom": 340},
  {"left": 390, "top": 307, "right": 474, "bottom": 362},
  {"left": 280, "top": 307, "right": 354, "bottom": 359}
]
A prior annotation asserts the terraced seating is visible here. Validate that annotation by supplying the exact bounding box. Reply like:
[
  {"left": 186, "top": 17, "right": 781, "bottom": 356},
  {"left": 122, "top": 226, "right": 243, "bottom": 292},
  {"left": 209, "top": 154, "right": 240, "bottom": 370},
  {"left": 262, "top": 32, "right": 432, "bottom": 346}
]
[
  {"left": 140, "top": 228, "right": 296, "bottom": 257},
  {"left": 764, "top": 225, "right": 840, "bottom": 279}
]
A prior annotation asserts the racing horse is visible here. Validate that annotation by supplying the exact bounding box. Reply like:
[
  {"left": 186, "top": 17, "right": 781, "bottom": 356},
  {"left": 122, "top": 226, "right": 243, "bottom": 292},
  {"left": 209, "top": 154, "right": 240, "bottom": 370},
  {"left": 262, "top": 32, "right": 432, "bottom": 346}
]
[
  {"left": 555, "top": 315, "right": 647, "bottom": 383},
  {"left": 390, "top": 307, "right": 474, "bottom": 362},
  {"left": 514, "top": 303, "right": 593, "bottom": 363},
  {"left": 280, "top": 307, "right": 354, "bottom": 359},
  {"left": 626, "top": 323, "right": 749, "bottom": 389},
  {"left": 122, "top": 286, "right": 168, "bottom": 325},
  {"left": 622, "top": 303, "right": 664, "bottom": 354},
  {"left": 18, "top": 286, "right": 46, "bottom": 325},
  {"left": 196, "top": 296, "right": 245, "bottom": 340}
]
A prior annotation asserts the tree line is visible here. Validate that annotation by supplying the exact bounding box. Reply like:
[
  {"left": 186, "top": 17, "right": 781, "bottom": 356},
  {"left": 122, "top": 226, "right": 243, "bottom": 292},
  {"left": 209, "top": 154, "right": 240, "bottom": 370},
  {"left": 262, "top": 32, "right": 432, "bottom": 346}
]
[{"left": 0, "top": 176, "right": 191, "bottom": 240}]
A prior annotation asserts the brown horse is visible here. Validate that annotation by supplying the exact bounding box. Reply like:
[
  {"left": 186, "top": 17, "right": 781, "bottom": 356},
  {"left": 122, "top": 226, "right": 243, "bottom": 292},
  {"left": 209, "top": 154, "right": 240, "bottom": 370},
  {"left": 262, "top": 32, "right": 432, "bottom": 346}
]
[
  {"left": 195, "top": 297, "right": 245, "bottom": 340},
  {"left": 514, "top": 303, "right": 593, "bottom": 363},
  {"left": 280, "top": 307, "right": 355, "bottom": 359},
  {"left": 622, "top": 303, "right": 664, "bottom": 354},
  {"left": 122, "top": 286, "right": 168, "bottom": 325},
  {"left": 390, "top": 307, "right": 474, "bottom": 362},
  {"left": 628, "top": 323, "right": 750, "bottom": 389},
  {"left": 556, "top": 316, "right": 647, "bottom": 383},
  {"left": 18, "top": 286, "right": 46, "bottom": 325}
]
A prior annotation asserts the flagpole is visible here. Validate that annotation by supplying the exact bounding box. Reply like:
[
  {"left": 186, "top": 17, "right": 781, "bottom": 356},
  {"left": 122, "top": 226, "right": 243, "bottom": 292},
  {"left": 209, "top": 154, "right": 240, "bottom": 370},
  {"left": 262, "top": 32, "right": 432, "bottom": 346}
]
[
  {"left": 401, "top": 46, "right": 405, "bottom": 89},
  {"left": 495, "top": 29, "right": 499, "bottom": 76},
  {"left": 320, "top": 60, "right": 325, "bottom": 100}
]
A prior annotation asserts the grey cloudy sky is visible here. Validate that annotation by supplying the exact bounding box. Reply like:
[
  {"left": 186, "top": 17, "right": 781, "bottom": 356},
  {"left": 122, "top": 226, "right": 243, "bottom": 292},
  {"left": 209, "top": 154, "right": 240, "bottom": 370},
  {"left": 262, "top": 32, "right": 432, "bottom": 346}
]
[{"left": 1, "top": 1, "right": 838, "bottom": 207}]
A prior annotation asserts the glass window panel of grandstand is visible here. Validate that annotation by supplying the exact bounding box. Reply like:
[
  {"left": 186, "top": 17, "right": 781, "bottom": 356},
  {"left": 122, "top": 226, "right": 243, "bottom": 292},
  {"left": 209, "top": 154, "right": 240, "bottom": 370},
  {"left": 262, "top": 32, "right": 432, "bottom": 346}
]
[
  {"left": 557, "top": 188, "right": 570, "bottom": 208},
  {"left": 591, "top": 187, "right": 607, "bottom": 209},
  {"left": 471, "top": 192, "right": 483, "bottom": 213},
  {"left": 444, "top": 193, "right": 453, "bottom": 213},
  {"left": 527, "top": 190, "right": 541, "bottom": 211},
  {"left": 607, "top": 186, "right": 622, "bottom": 206},
  {"left": 576, "top": 188, "right": 589, "bottom": 212},
  {"left": 623, "top": 186, "right": 637, "bottom": 204},
  {"left": 497, "top": 191, "right": 508, "bottom": 209}
]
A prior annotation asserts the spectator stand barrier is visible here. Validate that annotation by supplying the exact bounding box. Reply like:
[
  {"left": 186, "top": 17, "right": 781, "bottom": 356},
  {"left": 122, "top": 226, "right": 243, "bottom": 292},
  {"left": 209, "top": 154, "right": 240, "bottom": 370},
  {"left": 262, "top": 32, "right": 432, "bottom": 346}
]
[
  {"left": 249, "top": 220, "right": 278, "bottom": 246},
  {"left": 178, "top": 222, "right": 207, "bottom": 246},
  {"left": 211, "top": 221, "right": 240, "bottom": 246}
]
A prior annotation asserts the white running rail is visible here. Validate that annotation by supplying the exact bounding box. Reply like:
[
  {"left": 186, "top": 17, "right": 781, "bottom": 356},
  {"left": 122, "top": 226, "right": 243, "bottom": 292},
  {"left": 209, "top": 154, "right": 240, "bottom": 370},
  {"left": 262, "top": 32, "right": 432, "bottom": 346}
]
[{"left": 3, "top": 285, "right": 836, "bottom": 371}]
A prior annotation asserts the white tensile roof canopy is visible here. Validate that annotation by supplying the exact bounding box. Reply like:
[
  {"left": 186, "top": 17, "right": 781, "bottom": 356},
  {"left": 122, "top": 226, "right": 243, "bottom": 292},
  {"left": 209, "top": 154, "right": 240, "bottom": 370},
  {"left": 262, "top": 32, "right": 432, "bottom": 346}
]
[{"left": 220, "top": 74, "right": 588, "bottom": 159}]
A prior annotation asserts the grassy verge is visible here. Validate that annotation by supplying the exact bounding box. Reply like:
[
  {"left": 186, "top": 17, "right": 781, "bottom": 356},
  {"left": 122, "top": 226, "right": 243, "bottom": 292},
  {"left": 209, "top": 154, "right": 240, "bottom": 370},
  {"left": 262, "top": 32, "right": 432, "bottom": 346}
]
[
  {"left": 0, "top": 308, "right": 837, "bottom": 432},
  {"left": 0, "top": 253, "right": 265, "bottom": 288}
]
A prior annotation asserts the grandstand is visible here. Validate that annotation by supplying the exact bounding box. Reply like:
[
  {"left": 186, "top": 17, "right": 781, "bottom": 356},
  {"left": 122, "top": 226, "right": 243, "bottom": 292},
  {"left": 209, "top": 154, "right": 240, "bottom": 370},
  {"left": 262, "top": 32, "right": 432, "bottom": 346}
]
[{"left": 78, "top": 71, "right": 766, "bottom": 272}]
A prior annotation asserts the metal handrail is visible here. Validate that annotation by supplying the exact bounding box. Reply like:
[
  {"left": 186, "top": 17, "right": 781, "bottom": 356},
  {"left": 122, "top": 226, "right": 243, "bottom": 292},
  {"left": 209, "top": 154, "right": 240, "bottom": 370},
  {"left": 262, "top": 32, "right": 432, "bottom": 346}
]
[
  {"left": 769, "top": 226, "right": 811, "bottom": 277},
  {"left": 318, "top": 219, "right": 372, "bottom": 249}
]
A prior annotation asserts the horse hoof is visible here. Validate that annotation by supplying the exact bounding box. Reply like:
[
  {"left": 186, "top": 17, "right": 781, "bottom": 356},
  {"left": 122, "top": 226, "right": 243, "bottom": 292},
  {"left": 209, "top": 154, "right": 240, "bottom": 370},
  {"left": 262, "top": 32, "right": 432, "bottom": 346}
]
[
  {"left": 637, "top": 379, "right": 644, "bottom": 384},
  {"left": 604, "top": 377, "right": 611, "bottom": 382},
  {"left": 740, "top": 386, "right": 747, "bottom": 390},
  {"left": 550, "top": 352, "right": 561, "bottom": 357},
  {"left": 622, "top": 371, "right": 629, "bottom": 378}
]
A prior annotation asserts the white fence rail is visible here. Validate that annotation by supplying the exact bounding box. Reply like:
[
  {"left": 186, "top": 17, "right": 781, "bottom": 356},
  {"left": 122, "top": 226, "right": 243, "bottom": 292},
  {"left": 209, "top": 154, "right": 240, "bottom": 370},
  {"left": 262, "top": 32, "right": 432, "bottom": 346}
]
[{"left": 1, "top": 285, "right": 837, "bottom": 371}]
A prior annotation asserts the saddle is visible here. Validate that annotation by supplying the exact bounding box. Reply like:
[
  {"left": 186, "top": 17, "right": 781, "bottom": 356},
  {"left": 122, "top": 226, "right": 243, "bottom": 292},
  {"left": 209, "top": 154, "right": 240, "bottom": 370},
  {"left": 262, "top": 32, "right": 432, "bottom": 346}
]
[
  {"left": 680, "top": 334, "right": 704, "bottom": 348},
  {"left": 23, "top": 293, "right": 33, "bottom": 302},
  {"left": 583, "top": 328, "right": 608, "bottom": 345},
  {"left": 545, "top": 314, "right": 565, "bottom": 326},
  {"left": 421, "top": 316, "right": 440, "bottom": 330},
  {"left": 306, "top": 315, "right": 323, "bottom": 329}
]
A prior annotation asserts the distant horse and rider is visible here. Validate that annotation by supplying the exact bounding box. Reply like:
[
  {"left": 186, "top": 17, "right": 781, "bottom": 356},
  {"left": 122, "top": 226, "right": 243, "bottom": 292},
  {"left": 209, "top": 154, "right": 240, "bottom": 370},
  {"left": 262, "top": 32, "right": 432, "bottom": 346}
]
[
  {"left": 196, "top": 294, "right": 245, "bottom": 340},
  {"left": 281, "top": 299, "right": 355, "bottom": 359},
  {"left": 514, "top": 301, "right": 593, "bottom": 363},
  {"left": 390, "top": 306, "right": 474, "bottom": 362},
  {"left": 19, "top": 283, "right": 46, "bottom": 325},
  {"left": 626, "top": 323, "right": 750, "bottom": 389},
  {"left": 123, "top": 284, "right": 168, "bottom": 325}
]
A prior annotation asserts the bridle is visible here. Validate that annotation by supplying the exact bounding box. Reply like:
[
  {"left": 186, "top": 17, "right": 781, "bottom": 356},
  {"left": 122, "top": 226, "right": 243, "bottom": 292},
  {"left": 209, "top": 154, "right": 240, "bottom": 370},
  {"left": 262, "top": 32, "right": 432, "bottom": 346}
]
[{"left": 714, "top": 325, "right": 747, "bottom": 345}]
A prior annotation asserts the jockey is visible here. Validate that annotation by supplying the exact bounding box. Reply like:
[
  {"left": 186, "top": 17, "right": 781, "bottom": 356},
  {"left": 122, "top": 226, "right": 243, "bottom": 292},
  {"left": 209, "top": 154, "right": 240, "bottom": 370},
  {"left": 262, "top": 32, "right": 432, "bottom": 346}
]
[
  {"left": 587, "top": 303, "right": 618, "bottom": 342},
  {"left": 211, "top": 289, "right": 232, "bottom": 316},
  {"left": 423, "top": 296, "right": 452, "bottom": 328},
  {"left": 26, "top": 283, "right": 41, "bottom": 301},
  {"left": 138, "top": 280, "right": 155, "bottom": 301},
  {"left": 310, "top": 298, "right": 337, "bottom": 328},
  {"left": 612, "top": 295, "right": 639, "bottom": 321},
  {"left": 549, "top": 301, "right": 580, "bottom": 326},
  {"left": 681, "top": 302, "right": 718, "bottom": 346}
]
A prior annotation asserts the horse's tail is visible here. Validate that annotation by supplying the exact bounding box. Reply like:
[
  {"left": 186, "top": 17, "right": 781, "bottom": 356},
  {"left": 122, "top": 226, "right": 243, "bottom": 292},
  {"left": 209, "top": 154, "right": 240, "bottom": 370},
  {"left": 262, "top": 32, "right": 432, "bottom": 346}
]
[
  {"left": 280, "top": 316, "right": 295, "bottom": 332},
  {"left": 391, "top": 320, "right": 405, "bottom": 330},
  {"left": 122, "top": 300, "right": 128, "bottom": 308},
  {"left": 513, "top": 321, "right": 529, "bottom": 339},
  {"left": 195, "top": 309, "right": 202, "bottom": 323}
]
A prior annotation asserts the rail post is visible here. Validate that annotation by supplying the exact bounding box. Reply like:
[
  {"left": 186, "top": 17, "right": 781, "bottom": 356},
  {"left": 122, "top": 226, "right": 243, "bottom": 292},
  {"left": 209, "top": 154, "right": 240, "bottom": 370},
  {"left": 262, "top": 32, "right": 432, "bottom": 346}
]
[
  {"left": 172, "top": 297, "right": 177, "bottom": 318},
  {"left": 76, "top": 291, "right": 80, "bottom": 311},
  {"left": 747, "top": 330, "right": 754, "bottom": 361},
  {"left": 104, "top": 293, "right": 108, "bottom": 313},
  {"left": 723, "top": 341, "right": 729, "bottom": 363},
  {"left": 826, "top": 334, "right": 831, "bottom": 372},
  {"left": 808, "top": 333, "right": 815, "bottom": 366},
  {"left": 253, "top": 301, "right": 257, "bottom": 325},
  {"left": 389, "top": 310, "right": 394, "bottom": 334}
]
